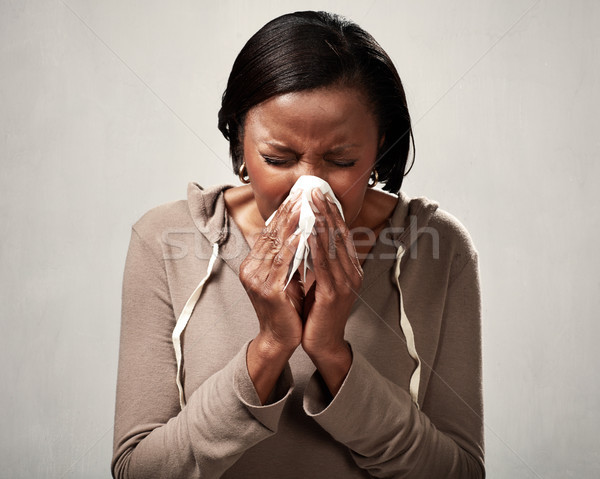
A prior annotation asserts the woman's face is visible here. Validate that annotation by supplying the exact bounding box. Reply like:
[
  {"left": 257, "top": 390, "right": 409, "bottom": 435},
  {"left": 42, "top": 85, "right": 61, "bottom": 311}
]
[{"left": 242, "top": 87, "right": 381, "bottom": 226}]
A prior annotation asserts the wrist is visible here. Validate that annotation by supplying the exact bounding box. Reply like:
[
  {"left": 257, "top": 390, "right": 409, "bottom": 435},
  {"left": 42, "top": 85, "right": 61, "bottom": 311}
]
[
  {"left": 305, "top": 342, "right": 352, "bottom": 397},
  {"left": 253, "top": 331, "right": 299, "bottom": 361},
  {"left": 303, "top": 338, "right": 349, "bottom": 363},
  {"left": 247, "top": 335, "right": 297, "bottom": 405}
]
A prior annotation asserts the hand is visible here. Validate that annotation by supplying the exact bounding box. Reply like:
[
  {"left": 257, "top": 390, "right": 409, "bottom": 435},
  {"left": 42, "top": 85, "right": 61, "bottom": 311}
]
[
  {"left": 239, "top": 190, "right": 304, "bottom": 402},
  {"left": 301, "top": 188, "right": 364, "bottom": 394}
]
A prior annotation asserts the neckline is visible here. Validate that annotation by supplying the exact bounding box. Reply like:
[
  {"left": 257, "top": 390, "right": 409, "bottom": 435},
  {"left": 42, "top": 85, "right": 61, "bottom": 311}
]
[{"left": 220, "top": 194, "right": 405, "bottom": 299}]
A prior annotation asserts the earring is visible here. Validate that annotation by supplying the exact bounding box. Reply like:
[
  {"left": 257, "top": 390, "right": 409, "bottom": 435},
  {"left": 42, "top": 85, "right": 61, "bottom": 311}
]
[
  {"left": 238, "top": 162, "right": 250, "bottom": 184},
  {"left": 368, "top": 169, "right": 379, "bottom": 188}
]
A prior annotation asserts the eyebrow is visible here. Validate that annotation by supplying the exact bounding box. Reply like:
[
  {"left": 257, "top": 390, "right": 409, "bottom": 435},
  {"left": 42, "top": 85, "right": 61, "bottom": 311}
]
[
  {"left": 262, "top": 141, "right": 296, "bottom": 154},
  {"left": 262, "top": 141, "right": 360, "bottom": 155}
]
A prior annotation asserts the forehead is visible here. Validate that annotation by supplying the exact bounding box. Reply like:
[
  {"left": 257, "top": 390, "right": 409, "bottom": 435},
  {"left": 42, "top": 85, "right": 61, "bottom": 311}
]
[{"left": 244, "top": 87, "right": 377, "bottom": 147}]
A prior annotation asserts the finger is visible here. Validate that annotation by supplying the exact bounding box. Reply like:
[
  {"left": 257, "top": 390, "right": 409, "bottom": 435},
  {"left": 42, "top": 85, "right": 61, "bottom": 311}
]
[
  {"left": 324, "top": 193, "right": 363, "bottom": 278},
  {"left": 267, "top": 188, "right": 302, "bottom": 232},
  {"left": 307, "top": 231, "right": 336, "bottom": 297},
  {"left": 310, "top": 191, "right": 362, "bottom": 290},
  {"left": 241, "top": 228, "right": 302, "bottom": 314},
  {"left": 268, "top": 228, "right": 302, "bottom": 289},
  {"left": 311, "top": 190, "right": 358, "bottom": 277},
  {"left": 308, "top": 229, "right": 360, "bottom": 313},
  {"left": 286, "top": 270, "right": 305, "bottom": 315},
  {"left": 260, "top": 229, "right": 302, "bottom": 312},
  {"left": 258, "top": 191, "right": 302, "bottom": 251},
  {"left": 245, "top": 194, "right": 302, "bottom": 274}
]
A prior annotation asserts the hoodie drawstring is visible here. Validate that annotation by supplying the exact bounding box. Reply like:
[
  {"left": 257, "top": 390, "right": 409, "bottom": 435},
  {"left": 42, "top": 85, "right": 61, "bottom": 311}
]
[
  {"left": 172, "top": 242, "right": 418, "bottom": 409},
  {"left": 394, "top": 245, "right": 421, "bottom": 408},
  {"left": 172, "top": 243, "right": 219, "bottom": 409}
]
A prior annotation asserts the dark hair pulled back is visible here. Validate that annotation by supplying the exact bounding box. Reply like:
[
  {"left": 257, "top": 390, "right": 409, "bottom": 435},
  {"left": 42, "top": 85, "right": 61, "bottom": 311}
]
[{"left": 218, "top": 11, "right": 414, "bottom": 193}]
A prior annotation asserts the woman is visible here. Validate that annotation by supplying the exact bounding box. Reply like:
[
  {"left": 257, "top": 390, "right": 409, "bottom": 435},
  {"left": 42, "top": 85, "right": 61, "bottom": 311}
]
[{"left": 112, "top": 11, "right": 484, "bottom": 478}]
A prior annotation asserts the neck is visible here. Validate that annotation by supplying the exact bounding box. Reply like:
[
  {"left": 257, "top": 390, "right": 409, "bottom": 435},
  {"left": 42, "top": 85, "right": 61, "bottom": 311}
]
[{"left": 224, "top": 185, "right": 264, "bottom": 247}]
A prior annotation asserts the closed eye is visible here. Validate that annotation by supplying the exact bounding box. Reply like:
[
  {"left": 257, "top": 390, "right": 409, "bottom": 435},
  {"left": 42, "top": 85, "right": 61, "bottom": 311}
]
[
  {"left": 328, "top": 159, "right": 357, "bottom": 168},
  {"left": 261, "top": 155, "right": 357, "bottom": 168},
  {"left": 261, "top": 155, "right": 293, "bottom": 166}
]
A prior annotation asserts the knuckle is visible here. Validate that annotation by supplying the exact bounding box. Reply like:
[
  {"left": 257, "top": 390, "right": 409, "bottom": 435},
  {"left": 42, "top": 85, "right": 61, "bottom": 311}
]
[
  {"left": 239, "top": 273, "right": 250, "bottom": 288},
  {"left": 239, "top": 262, "right": 249, "bottom": 277},
  {"left": 333, "top": 227, "right": 345, "bottom": 243},
  {"left": 272, "top": 253, "right": 286, "bottom": 268},
  {"left": 325, "top": 291, "right": 339, "bottom": 304},
  {"left": 321, "top": 279, "right": 336, "bottom": 297},
  {"left": 314, "top": 214, "right": 326, "bottom": 228},
  {"left": 271, "top": 236, "right": 282, "bottom": 250},
  {"left": 246, "top": 275, "right": 262, "bottom": 292},
  {"left": 239, "top": 262, "right": 253, "bottom": 282},
  {"left": 327, "top": 241, "right": 338, "bottom": 259},
  {"left": 264, "top": 228, "right": 282, "bottom": 248},
  {"left": 266, "top": 228, "right": 278, "bottom": 241}
]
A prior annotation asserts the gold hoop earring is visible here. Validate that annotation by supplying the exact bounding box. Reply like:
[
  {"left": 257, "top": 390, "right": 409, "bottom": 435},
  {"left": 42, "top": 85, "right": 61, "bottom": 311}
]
[
  {"left": 238, "top": 162, "right": 250, "bottom": 184},
  {"left": 367, "top": 169, "right": 379, "bottom": 188}
]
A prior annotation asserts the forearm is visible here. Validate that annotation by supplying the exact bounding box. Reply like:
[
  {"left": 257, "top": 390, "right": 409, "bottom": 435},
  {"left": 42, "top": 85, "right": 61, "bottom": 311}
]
[
  {"left": 113, "top": 342, "right": 293, "bottom": 479},
  {"left": 303, "top": 348, "right": 484, "bottom": 478}
]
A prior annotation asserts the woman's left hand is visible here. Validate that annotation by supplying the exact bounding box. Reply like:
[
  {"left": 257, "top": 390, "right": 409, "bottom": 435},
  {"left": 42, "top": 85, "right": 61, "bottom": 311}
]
[{"left": 301, "top": 188, "right": 364, "bottom": 395}]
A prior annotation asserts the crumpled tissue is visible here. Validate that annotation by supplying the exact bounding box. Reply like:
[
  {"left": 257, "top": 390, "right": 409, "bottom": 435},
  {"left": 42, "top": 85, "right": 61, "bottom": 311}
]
[{"left": 265, "top": 175, "right": 344, "bottom": 289}]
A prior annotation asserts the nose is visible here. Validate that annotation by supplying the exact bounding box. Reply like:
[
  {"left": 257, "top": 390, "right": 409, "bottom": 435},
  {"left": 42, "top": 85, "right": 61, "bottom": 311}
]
[{"left": 295, "top": 160, "right": 327, "bottom": 183}]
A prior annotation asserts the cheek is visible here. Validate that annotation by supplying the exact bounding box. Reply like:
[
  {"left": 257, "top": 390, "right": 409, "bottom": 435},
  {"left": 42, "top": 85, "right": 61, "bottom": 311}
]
[{"left": 248, "top": 168, "right": 296, "bottom": 219}]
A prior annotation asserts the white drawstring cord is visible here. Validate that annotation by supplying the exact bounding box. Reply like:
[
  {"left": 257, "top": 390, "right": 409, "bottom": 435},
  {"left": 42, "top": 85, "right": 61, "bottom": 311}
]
[
  {"left": 172, "top": 243, "right": 219, "bottom": 409},
  {"left": 394, "top": 245, "right": 421, "bottom": 408}
]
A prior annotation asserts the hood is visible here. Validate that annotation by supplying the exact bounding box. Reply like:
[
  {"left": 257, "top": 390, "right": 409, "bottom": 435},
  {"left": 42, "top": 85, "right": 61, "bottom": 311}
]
[
  {"left": 186, "top": 182, "right": 439, "bottom": 253},
  {"left": 390, "top": 191, "right": 439, "bottom": 252},
  {"left": 187, "top": 182, "right": 235, "bottom": 246}
]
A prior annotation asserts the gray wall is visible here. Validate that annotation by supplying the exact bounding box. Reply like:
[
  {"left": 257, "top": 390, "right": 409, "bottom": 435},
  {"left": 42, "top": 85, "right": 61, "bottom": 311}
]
[{"left": 1, "top": 1, "right": 598, "bottom": 477}]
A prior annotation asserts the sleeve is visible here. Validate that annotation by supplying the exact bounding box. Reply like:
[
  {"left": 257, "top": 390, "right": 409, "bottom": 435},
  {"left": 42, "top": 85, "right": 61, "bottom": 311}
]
[
  {"left": 111, "top": 228, "right": 294, "bottom": 479},
  {"left": 303, "top": 254, "right": 484, "bottom": 478}
]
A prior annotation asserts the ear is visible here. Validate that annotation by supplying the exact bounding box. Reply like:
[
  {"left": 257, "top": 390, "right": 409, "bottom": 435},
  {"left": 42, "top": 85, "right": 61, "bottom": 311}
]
[{"left": 378, "top": 134, "right": 386, "bottom": 149}]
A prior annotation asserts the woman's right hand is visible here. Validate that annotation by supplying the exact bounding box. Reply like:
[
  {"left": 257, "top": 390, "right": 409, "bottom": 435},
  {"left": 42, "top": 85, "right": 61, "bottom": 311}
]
[{"left": 239, "top": 190, "right": 304, "bottom": 402}]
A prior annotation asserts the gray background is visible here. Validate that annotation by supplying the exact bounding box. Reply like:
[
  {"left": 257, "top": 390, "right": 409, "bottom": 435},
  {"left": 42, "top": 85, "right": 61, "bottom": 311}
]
[{"left": 1, "top": 0, "right": 598, "bottom": 477}]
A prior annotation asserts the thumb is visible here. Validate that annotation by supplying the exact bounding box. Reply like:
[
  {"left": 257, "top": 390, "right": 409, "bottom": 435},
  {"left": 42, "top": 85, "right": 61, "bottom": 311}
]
[
  {"left": 286, "top": 271, "right": 305, "bottom": 315},
  {"left": 302, "top": 283, "right": 316, "bottom": 322}
]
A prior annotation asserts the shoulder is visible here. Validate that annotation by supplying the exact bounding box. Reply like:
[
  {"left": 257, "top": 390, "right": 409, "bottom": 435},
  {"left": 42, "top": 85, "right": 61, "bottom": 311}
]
[
  {"left": 428, "top": 208, "right": 478, "bottom": 260},
  {"left": 392, "top": 192, "right": 478, "bottom": 275},
  {"left": 130, "top": 183, "right": 234, "bottom": 255},
  {"left": 427, "top": 207, "right": 479, "bottom": 283},
  {"left": 132, "top": 198, "right": 192, "bottom": 246}
]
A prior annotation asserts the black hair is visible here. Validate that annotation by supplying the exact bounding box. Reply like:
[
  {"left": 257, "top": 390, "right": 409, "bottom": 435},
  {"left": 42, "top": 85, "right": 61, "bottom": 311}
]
[{"left": 218, "top": 11, "right": 415, "bottom": 193}]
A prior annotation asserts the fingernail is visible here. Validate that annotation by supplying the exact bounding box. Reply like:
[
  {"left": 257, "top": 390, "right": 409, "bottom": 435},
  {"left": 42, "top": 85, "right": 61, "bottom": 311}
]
[
  {"left": 313, "top": 188, "right": 325, "bottom": 201},
  {"left": 325, "top": 193, "right": 335, "bottom": 203},
  {"left": 310, "top": 200, "right": 319, "bottom": 213}
]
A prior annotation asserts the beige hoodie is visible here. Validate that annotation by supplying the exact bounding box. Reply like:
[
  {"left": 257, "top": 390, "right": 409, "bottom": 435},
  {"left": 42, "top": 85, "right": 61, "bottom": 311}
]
[{"left": 112, "top": 183, "right": 484, "bottom": 478}]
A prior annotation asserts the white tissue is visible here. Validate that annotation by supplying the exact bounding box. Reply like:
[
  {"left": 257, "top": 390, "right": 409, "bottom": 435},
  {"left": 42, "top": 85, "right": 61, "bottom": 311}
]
[{"left": 265, "top": 175, "right": 344, "bottom": 289}]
